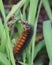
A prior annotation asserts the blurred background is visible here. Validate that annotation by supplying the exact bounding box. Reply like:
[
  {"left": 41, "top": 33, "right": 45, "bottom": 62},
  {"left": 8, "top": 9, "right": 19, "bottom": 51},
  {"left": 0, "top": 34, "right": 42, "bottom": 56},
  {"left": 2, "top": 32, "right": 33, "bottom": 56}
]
[
  {"left": 0, "top": 0, "right": 52, "bottom": 65},
  {"left": 3, "top": 0, "right": 19, "bottom": 4}
]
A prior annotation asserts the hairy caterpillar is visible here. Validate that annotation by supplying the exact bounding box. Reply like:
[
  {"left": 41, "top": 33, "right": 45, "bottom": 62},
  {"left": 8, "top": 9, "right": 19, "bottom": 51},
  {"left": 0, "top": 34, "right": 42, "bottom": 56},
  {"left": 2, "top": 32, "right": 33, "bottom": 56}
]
[
  {"left": 13, "top": 20, "right": 33, "bottom": 55},
  {"left": 13, "top": 19, "right": 44, "bottom": 56}
]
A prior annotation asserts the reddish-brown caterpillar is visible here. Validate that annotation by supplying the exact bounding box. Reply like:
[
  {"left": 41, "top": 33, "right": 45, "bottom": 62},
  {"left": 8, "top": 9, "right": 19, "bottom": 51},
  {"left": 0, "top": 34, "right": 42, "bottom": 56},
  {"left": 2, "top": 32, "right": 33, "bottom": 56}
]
[
  {"left": 13, "top": 19, "right": 44, "bottom": 56},
  {"left": 13, "top": 20, "right": 33, "bottom": 56}
]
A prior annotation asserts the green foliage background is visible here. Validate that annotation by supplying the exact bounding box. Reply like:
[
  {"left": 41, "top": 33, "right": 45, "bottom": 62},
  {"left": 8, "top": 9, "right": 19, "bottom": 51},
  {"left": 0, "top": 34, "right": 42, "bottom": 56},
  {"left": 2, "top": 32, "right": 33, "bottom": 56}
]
[{"left": 0, "top": 0, "right": 52, "bottom": 65}]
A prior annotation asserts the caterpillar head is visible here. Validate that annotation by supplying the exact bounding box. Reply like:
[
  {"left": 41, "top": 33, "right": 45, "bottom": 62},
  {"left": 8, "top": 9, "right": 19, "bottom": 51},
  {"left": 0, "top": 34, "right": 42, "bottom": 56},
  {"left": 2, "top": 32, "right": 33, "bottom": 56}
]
[{"left": 18, "top": 19, "right": 31, "bottom": 30}]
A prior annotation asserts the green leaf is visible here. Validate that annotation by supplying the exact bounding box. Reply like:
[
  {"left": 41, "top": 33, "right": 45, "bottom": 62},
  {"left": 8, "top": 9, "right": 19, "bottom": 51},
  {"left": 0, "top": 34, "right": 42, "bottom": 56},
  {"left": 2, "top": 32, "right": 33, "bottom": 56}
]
[
  {"left": 0, "top": 19, "right": 4, "bottom": 37},
  {"left": 42, "top": 0, "right": 52, "bottom": 21},
  {"left": 23, "top": 0, "right": 30, "bottom": 20},
  {"left": 34, "top": 40, "right": 45, "bottom": 59},
  {"left": 0, "top": 0, "right": 6, "bottom": 21},
  {"left": 28, "top": 0, "right": 38, "bottom": 25},
  {"left": 30, "top": 0, "right": 42, "bottom": 64},
  {"left": 43, "top": 20, "right": 52, "bottom": 63},
  {"left": 0, "top": 19, "right": 6, "bottom": 53}
]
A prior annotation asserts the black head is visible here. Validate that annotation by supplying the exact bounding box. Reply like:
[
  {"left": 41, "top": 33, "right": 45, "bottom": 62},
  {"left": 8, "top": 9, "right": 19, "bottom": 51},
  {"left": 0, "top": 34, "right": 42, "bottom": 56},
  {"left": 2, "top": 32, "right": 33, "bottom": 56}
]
[{"left": 18, "top": 19, "right": 31, "bottom": 30}]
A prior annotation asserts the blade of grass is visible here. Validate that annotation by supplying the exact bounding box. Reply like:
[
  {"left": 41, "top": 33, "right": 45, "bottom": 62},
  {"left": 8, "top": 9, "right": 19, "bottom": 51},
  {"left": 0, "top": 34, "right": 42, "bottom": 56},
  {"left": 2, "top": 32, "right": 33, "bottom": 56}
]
[
  {"left": 34, "top": 40, "right": 45, "bottom": 59},
  {"left": 28, "top": 0, "right": 38, "bottom": 25},
  {"left": 0, "top": 19, "right": 6, "bottom": 53},
  {"left": 22, "top": 52, "right": 26, "bottom": 65},
  {"left": 42, "top": 0, "right": 52, "bottom": 21},
  {"left": 43, "top": 20, "right": 52, "bottom": 64},
  {"left": 0, "top": 0, "right": 6, "bottom": 21},
  {"left": 4, "top": 25, "right": 16, "bottom": 65},
  {"left": 30, "top": 0, "right": 42, "bottom": 65},
  {"left": 6, "top": 0, "right": 25, "bottom": 22},
  {"left": 0, "top": 18, "right": 4, "bottom": 37},
  {"left": 23, "top": 0, "right": 30, "bottom": 20}
]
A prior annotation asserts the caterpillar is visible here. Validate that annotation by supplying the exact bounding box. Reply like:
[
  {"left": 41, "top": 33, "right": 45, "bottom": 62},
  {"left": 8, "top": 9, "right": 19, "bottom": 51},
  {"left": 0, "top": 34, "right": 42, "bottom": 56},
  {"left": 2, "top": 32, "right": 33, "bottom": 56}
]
[
  {"left": 13, "top": 19, "right": 44, "bottom": 56},
  {"left": 13, "top": 20, "right": 33, "bottom": 56}
]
